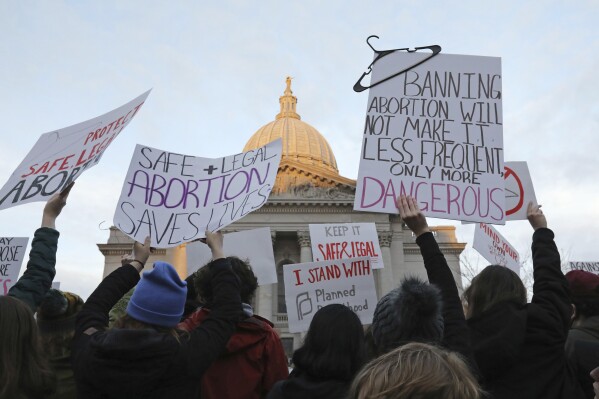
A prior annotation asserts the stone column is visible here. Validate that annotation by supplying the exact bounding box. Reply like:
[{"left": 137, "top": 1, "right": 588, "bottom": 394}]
[
  {"left": 257, "top": 231, "right": 275, "bottom": 319},
  {"left": 377, "top": 231, "right": 394, "bottom": 297},
  {"left": 297, "top": 231, "right": 312, "bottom": 263}
]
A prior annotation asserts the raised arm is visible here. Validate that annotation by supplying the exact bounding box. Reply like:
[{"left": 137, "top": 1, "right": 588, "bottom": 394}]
[
  {"left": 74, "top": 237, "right": 151, "bottom": 337},
  {"left": 185, "top": 231, "right": 242, "bottom": 376},
  {"left": 528, "top": 203, "right": 571, "bottom": 332},
  {"left": 397, "top": 195, "right": 474, "bottom": 366},
  {"left": 8, "top": 182, "right": 73, "bottom": 311}
]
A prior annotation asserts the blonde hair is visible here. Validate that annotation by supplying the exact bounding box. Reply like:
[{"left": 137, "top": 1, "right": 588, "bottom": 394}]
[{"left": 348, "top": 342, "right": 482, "bottom": 399}]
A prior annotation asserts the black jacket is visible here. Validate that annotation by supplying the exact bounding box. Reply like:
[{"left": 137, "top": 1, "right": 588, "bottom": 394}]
[
  {"left": 8, "top": 227, "right": 59, "bottom": 311},
  {"left": 417, "top": 231, "right": 476, "bottom": 369},
  {"left": 71, "top": 259, "right": 241, "bottom": 399},
  {"left": 267, "top": 370, "right": 349, "bottom": 399},
  {"left": 467, "top": 228, "right": 584, "bottom": 399}
]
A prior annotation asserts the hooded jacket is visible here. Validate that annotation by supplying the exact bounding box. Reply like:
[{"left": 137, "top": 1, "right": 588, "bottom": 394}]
[
  {"left": 179, "top": 307, "right": 289, "bottom": 398},
  {"left": 71, "top": 259, "right": 241, "bottom": 399},
  {"left": 467, "top": 228, "right": 584, "bottom": 399},
  {"left": 266, "top": 369, "right": 349, "bottom": 399}
]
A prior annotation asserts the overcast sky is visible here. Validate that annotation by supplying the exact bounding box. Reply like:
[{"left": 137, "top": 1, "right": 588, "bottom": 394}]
[{"left": 0, "top": 1, "right": 597, "bottom": 299}]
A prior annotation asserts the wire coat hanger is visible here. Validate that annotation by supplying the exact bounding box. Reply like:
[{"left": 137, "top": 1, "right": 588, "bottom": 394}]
[{"left": 353, "top": 36, "right": 442, "bottom": 92}]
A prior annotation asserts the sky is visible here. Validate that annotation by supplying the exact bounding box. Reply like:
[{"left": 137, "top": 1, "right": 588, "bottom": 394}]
[{"left": 0, "top": 1, "right": 597, "bottom": 299}]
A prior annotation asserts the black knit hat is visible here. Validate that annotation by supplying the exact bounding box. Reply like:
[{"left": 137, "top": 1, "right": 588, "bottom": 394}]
[
  {"left": 37, "top": 289, "right": 84, "bottom": 334},
  {"left": 371, "top": 277, "right": 444, "bottom": 354}
]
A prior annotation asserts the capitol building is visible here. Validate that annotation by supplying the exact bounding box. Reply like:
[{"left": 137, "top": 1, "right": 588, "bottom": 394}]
[{"left": 98, "top": 78, "right": 466, "bottom": 357}]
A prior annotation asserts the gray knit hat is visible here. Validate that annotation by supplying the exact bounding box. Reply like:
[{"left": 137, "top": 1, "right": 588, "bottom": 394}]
[{"left": 372, "top": 277, "right": 444, "bottom": 354}]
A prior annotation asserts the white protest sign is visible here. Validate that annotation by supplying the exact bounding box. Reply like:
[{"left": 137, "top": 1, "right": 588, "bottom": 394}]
[
  {"left": 473, "top": 223, "right": 519, "bottom": 274},
  {"left": 569, "top": 262, "right": 599, "bottom": 275},
  {"left": 114, "top": 139, "right": 282, "bottom": 248},
  {"left": 284, "top": 257, "right": 377, "bottom": 333},
  {"left": 309, "top": 223, "right": 384, "bottom": 269},
  {"left": 0, "top": 91, "right": 151, "bottom": 210},
  {"left": 0, "top": 237, "right": 29, "bottom": 295},
  {"left": 355, "top": 51, "right": 504, "bottom": 224},
  {"left": 504, "top": 162, "right": 537, "bottom": 221},
  {"left": 186, "top": 227, "right": 277, "bottom": 285}
]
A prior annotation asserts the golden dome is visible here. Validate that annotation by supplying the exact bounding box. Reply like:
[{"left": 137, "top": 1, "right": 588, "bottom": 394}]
[{"left": 244, "top": 77, "right": 345, "bottom": 193}]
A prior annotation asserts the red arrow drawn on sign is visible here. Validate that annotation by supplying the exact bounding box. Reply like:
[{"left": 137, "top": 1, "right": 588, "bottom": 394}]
[{"left": 504, "top": 166, "right": 524, "bottom": 216}]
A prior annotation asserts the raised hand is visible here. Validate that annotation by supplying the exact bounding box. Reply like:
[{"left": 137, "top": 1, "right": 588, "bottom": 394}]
[
  {"left": 527, "top": 202, "right": 547, "bottom": 231},
  {"left": 131, "top": 236, "right": 152, "bottom": 271},
  {"left": 203, "top": 231, "right": 225, "bottom": 260},
  {"left": 42, "top": 182, "right": 74, "bottom": 229},
  {"left": 396, "top": 195, "right": 431, "bottom": 237}
]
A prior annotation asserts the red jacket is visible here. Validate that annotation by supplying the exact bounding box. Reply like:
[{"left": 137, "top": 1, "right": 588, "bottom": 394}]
[{"left": 179, "top": 308, "right": 289, "bottom": 399}]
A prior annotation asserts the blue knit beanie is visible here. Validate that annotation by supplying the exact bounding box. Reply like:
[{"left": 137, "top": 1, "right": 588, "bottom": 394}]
[{"left": 127, "top": 261, "right": 187, "bottom": 328}]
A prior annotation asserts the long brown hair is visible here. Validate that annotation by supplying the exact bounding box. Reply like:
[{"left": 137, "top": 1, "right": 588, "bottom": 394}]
[
  {"left": 0, "top": 296, "right": 56, "bottom": 399},
  {"left": 463, "top": 265, "right": 527, "bottom": 319},
  {"left": 348, "top": 342, "right": 483, "bottom": 399}
]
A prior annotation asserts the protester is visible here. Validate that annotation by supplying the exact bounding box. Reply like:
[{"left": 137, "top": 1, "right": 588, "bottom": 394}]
[
  {"left": 0, "top": 183, "right": 72, "bottom": 399},
  {"left": 179, "top": 256, "right": 288, "bottom": 399},
  {"left": 565, "top": 270, "right": 599, "bottom": 398},
  {"left": 348, "top": 342, "right": 483, "bottom": 399},
  {"left": 371, "top": 196, "right": 475, "bottom": 368},
  {"left": 591, "top": 367, "right": 599, "bottom": 399},
  {"left": 37, "top": 289, "right": 84, "bottom": 399},
  {"left": 71, "top": 231, "right": 242, "bottom": 398},
  {"left": 267, "top": 304, "right": 366, "bottom": 399},
  {"left": 463, "top": 202, "right": 584, "bottom": 398}
]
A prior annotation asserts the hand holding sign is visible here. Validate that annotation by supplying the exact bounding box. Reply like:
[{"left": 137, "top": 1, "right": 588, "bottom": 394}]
[
  {"left": 131, "top": 236, "right": 152, "bottom": 272},
  {"left": 41, "top": 181, "right": 74, "bottom": 229},
  {"left": 204, "top": 231, "right": 225, "bottom": 260},
  {"left": 527, "top": 202, "right": 547, "bottom": 231},
  {"left": 396, "top": 195, "right": 431, "bottom": 237}
]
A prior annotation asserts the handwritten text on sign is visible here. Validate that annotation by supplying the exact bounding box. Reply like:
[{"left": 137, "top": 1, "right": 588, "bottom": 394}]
[
  {"left": 284, "top": 257, "right": 377, "bottom": 333},
  {"left": 473, "top": 223, "right": 519, "bottom": 274},
  {"left": 113, "top": 139, "right": 282, "bottom": 248},
  {"left": 0, "top": 91, "right": 150, "bottom": 210},
  {"left": 569, "top": 262, "right": 599, "bottom": 275},
  {"left": 355, "top": 52, "right": 504, "bottom": 224},
  {"left": 0, "top": 237, "right": 29, "bottom": 295},
  {"left": 309, "top": 223, "right": 384, "bottom": 269}
]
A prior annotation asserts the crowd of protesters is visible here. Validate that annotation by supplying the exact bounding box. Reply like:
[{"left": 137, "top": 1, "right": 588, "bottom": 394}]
[{"left": 1, "top": 185, "right": 599, "bottom": 399}]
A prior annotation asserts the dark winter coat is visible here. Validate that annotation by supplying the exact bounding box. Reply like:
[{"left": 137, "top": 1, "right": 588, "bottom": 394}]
[
  {"left": 467, "top": 228, "right": 584, "bottom": 399},
  {"left": 417, "top": 231, "right": 476, "bottom": 369},
  {"left": 71, "top": 259, "right": 241, "bottom": 399},
  {"left": 566, "top": 316, "right": 599, "bottom": 398},
  {"left": 266, "top": 369, "right": 349, "bottom": 399},
  {"left": 179, "top": 308, "right": 289, "bottom": 399},
  {"left": 8, "top": 227, "right": 59, "bottom": 311}
]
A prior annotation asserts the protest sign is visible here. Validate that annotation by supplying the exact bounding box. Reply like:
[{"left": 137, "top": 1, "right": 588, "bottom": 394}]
[
  {"left": 473, "top": 223, "right": 519, "bottom": 274},
  {"left": 569, "top": 262, "right": 599, "bottom": 274},
  {"left": 355, "top": 51, "right": 504, "bottom": 224},
  {"left": 504, "top": 162, "right": 537, "bottom": 221},
  {"left": 284, "top": 257, "right": 377, "bottom": 333},
  {"left": 309, "top": 223, "right": 384, "bottom": 269},
  {"left": 0, "top": 91, "right": 151, "bottom": 210},
  {"left": 114, "top": 139, "right": 282, "bottom": 248},
  {"left": 186, "top": 227, "right": 277, "bottom": 285},
  {"left": 0, "top": 237, "right": 29, "bottom": 295}
]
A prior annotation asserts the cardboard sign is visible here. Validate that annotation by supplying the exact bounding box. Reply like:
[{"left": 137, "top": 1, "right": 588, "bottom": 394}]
[
  {"left": 0, "top": 91, "right": 151, "bottom": 210},
  {"left": 0, "top": 237, "right": 29, "bottom": 295},
  {"left": 284, "top": 257, "right": 377, "bottom": 333},
  {"left": 186, "top": 227, "right": 277, "bottom": 285},
  {"left": 309, "top": 223, "right": 384, "bottom": 269},
  {"left": 473, "top": 223, "right": 519, "bottom": 274},
  {"left": 114, "top": 139, "right": 282, "bottom": 248},
  {"left": 504, "top": 162, "right": 537, "bottom": 221},
  {"left": 569, "top": 262, "right": 599, "bottom": 274},
  {"left": 355, "top": 52, "right": 504, "bottom": 224}
]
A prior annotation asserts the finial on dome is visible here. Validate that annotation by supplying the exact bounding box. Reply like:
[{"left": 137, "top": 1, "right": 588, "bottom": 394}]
[{"left": 276, "top": 76, "right": 300, "bottom": 120}]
